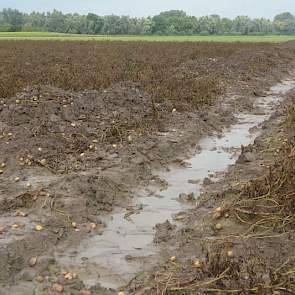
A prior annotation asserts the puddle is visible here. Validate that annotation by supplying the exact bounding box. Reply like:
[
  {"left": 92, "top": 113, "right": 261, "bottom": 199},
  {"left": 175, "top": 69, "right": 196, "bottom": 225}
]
[{"left": 55, "top": 78, "right": 295, "bottom": 290}]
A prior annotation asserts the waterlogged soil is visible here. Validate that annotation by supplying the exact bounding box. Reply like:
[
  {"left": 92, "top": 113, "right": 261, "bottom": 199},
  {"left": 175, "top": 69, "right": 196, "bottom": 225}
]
[
  {"left": 0, "top": 48, "right": 295, "bottom": 294},
  {"left": 127, "top": 86, "right": 295, "bottom": 295},
  {"left": 55, "top": 76, "right": 295, "bottom": 292}
]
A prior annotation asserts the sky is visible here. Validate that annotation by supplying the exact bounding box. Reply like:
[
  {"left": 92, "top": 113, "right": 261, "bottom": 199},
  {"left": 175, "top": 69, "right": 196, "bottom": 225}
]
[{"left": 0, "top": 0, "right": 294, "bottom": 19}]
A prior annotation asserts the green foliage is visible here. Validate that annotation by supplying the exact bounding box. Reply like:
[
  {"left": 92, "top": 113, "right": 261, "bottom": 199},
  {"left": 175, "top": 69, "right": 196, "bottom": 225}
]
[
  {"left": 0, "top": 32, "right": 294, "bottom": 43},
  {"left": 86, "top": 13, "right": 104, "bottom": 34},
  {"left": 152, "top": 10, "right": 196, "bottom": 35},
  {"left": 0, "top": 8, "right": 24, "bottom": 31},
  {"left": 0, "top": 9, "right": 295, "bottom": 36},
  {"left": 274, "top": 12, "right": 295, "bottom": 34},
  {"left": 274, "top": 12, "right": 294, "bottom": 22},
  {"left": 0, "top": 19, "right": 11, "bottom": 32}
]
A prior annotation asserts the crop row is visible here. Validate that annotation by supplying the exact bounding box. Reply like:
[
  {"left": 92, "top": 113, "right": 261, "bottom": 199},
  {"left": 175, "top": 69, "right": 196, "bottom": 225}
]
[{"left": 0, "top": 41, "right": 293, "bottom": 109}]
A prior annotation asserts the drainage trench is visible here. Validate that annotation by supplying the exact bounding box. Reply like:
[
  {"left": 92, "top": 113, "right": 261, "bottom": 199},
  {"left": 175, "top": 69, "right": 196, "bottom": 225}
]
[{"left": 56, "top": 78, "right": 295, "bottom": 290}]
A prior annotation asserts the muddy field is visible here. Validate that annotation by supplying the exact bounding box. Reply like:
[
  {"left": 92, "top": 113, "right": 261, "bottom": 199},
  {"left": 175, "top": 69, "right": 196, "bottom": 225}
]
[
  {"left": 1, "top": 41, "right": 295, "bottom": 295},
  {"left": 128, "top": 80, "right": 295, "bottom": 295}
]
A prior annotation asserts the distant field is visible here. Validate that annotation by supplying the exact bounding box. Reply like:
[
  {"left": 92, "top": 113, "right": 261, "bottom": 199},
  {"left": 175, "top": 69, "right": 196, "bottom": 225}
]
[{"left": 0, "top": 32, "right": 295, "bottom": 42}]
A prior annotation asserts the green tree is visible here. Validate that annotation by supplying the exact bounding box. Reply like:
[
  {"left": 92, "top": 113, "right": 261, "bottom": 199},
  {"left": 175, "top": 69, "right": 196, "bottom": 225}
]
[
  {"left": 0, "top": 8, "right": 295, "bottom": 36},
  {"left": 152, "top": 10, "right": 195, "bottom": 34},
  {"left": 45, "top": 10, "right": 66, "bottom": 32},
  {"left": 275, "top": 12, "right": 294, "bottom": 22},
  {"left": 1, "top": 8, "right": 24, "bottom": 31},
  {"left": 220, "top": 18, "right": 233, "bottom": 34},
  {"left": 135, "top": 17, "right": 154, "bottom": 34},
  {"left": 65, "top": 14, "right": 88, "bottom": 34},
  {"left": 23, "top": 12, "right": 46, "bottom": 31},
  {"left": 86, "top": 13, "right": 104, "bottom": 34},
  {"left": 274, "top": 12, "right": 295, "bottom": 34},
  {"left": 232, "top": 16, "right": 255, "bottom": 35},
  {"left": 102, "top": 15, "right": 122, "bottom": 34},
  {"left": 207, "top": 15, "right": 222, "bottom": 34},
  {"left": 198, "top": 16, "right": 210, "bottom": 34},
  {"left": 252, "top": 18, "right": 273, "bottom": 35},
  {"left": 0, "top": 19, "right": 11, "bottom": 31}
]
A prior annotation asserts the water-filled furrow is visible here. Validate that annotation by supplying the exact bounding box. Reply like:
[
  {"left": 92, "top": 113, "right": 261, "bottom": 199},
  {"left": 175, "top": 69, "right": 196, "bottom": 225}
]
[{"left": 56, "top": 78, "right": 294, "bottom": 289}]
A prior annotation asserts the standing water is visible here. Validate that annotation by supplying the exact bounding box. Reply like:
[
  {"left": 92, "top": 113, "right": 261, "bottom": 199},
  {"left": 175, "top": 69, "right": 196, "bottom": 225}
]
[{"left": 56, "top": 78, "right": 295, "bottom": 289}]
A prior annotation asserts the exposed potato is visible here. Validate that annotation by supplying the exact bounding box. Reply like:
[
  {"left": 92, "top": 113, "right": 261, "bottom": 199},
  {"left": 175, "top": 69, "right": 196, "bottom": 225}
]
[
  {"left": 35, "top": 225, "right": 43, "bottom": 231},
  {"left": 170, "top": 256, "right": 176, "bottom": 262},
  {"left": 215, "top": 223, "right": 223, "bottom": 230}
]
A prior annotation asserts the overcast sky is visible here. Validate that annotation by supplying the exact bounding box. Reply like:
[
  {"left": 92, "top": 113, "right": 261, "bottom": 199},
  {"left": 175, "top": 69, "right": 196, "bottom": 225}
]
[{"left": 0, "top": 0, "right": 294, "bottom": 19}]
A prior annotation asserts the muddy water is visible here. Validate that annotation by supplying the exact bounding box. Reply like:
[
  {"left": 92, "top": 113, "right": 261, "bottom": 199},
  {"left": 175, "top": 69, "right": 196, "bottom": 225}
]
[{"left": 56, "top": 79, "right": 295, "bottom": 290}]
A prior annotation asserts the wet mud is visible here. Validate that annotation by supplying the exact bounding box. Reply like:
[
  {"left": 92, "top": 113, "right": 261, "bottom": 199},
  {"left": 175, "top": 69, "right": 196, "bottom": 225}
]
[
  {"left": 54, "top": 78, "right": 295, "bottom": 290},
  {"left": 1, "top": 43, "right": 295, "bottom": 294}
]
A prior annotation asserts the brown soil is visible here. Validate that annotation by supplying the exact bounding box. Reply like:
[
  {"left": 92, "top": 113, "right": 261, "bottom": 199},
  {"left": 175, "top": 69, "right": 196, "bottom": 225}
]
[
  {"left": 127, "top": 82, "right": 295, "bottom": 294},
  {"left": 0, "top": 41, "right": 295, "bottom": 295}
]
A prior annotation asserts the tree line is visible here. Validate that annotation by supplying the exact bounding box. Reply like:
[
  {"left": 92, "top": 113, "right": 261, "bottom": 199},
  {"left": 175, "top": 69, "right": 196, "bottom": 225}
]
[{"left": 1, "top": 8, "right": 295, "bottom": 35}]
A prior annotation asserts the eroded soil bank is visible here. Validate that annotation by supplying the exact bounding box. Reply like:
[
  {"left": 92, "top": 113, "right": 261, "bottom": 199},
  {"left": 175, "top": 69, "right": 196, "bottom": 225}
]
[{"left": 0, "top": 42, "right": 295, "bottom": 295}]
